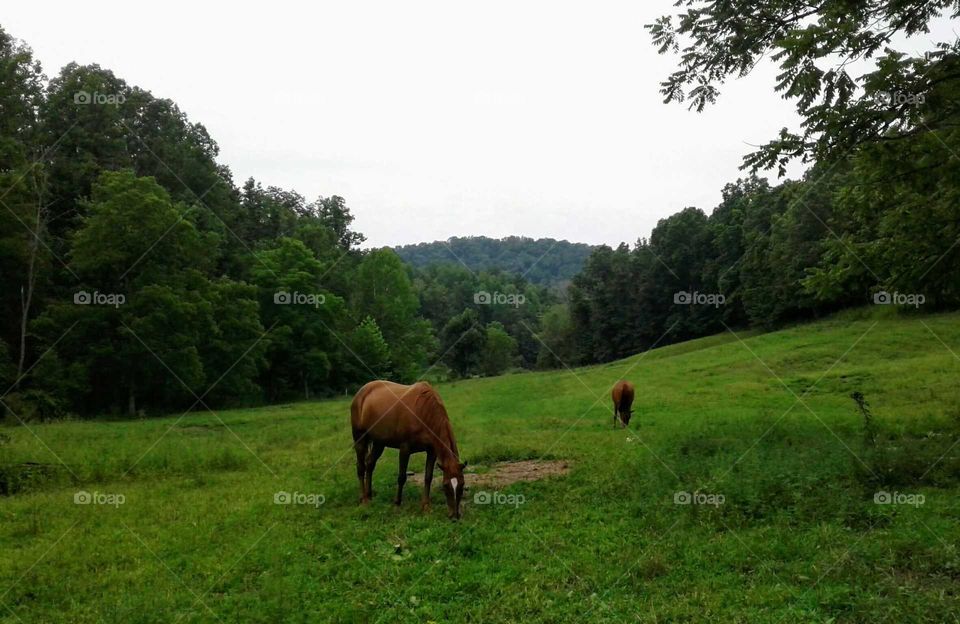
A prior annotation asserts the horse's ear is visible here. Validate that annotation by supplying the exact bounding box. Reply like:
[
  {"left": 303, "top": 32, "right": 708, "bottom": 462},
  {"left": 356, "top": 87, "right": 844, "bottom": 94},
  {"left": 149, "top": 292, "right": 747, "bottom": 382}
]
[{"left": 459, "top": 461, "right": 467, "bottom": 470}]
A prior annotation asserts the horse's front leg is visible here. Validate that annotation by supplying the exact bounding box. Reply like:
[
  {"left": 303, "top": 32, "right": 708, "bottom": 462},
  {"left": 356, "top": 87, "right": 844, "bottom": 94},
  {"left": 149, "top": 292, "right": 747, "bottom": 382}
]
[
  {"left": 421, "top": 450, "right": 436, "bottom": 513},
  {"left": 394, "top": 448, "right": 410, "bottom": 506}
]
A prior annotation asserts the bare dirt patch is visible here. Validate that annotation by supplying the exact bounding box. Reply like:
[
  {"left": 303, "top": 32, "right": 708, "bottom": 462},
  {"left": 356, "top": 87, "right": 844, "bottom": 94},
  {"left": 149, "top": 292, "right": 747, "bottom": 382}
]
[{"left": 410, "top": 459, "right": 570, "bottom": 489}]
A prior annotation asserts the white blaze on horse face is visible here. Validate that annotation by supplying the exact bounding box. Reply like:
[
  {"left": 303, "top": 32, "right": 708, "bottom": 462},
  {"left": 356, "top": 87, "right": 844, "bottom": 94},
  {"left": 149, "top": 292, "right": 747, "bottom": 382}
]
[{"left": 450, "top": 478, "right": 458, "bottom": 491}]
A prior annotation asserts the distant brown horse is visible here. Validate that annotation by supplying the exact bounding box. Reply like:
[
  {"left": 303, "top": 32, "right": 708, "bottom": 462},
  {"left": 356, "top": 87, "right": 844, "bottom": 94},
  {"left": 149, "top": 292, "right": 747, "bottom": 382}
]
[
  {"left": 351, "top": 380, "right": 466, "bottom": 520},
  {"left": 611, "top": 380, "right": 635, "bottom": 428}
]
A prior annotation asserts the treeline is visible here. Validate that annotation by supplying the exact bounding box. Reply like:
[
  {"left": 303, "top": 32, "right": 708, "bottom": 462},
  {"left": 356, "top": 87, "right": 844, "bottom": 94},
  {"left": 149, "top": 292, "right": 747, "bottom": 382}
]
[
  {"left": 4, "top": 10, "right": 958, "bottom": 417},
  {"left": 564, "top": 147, "right": 960, "bottom": 364},
  {"left": 395, "top": 236, "right": 595, "bottom": 286},
  {"left": 0, "top": 27, "right": 560, "bottom": 420}
]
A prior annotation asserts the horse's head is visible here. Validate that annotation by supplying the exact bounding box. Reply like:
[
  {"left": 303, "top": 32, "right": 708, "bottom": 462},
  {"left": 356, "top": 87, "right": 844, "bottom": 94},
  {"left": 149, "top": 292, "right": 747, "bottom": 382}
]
[
  {"left": 439, "top": 460, "right": 467, "bottom": 520},
  {"left": 620, "top": 410, "right": 633, "bottom": 426}
]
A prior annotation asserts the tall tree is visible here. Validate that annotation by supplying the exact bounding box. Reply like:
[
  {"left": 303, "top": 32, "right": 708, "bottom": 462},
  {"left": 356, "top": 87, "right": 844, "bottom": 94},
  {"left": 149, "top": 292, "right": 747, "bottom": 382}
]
[
  {"left": 0, "top": 27, "right": 46, "bottom": 389},
  {"left": 348, "top": 316, "right": 393, "bottom": 382},
  {"left": 648, "top": 0, "right": 960, "bottom": 172},
  {"left": 480, "top": 322, "right": 519, "bottom": 376},
  {"left": 352, "top": 249, "right": 433, "bottom": 381},
  {"left": 310, "top": 195, "right": 366, "bottom": 251},
  {"left": 535, "top": 304, "right": 577, "bottom": 369},
  {"left": 35, "top": 171, "right": 226, "bottom": 414},
  {"left": 440, "top": 308, "right": 486, "bottom": 377},
  {"left": 250, "top": 237, "right": 347, "bottom": 401}
]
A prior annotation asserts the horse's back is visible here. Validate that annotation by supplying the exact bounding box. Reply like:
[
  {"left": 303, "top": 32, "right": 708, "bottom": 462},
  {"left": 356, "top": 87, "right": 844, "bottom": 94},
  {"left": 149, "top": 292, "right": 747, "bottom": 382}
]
[
  {"left": 352, "top": 380, "right": 406, "bottom": 426},
  {"left": 351, "top": 380, "right": 435, "bottom": 445},
  {"left": 612, "top": 380, "right": 635, "bottom": 406}
]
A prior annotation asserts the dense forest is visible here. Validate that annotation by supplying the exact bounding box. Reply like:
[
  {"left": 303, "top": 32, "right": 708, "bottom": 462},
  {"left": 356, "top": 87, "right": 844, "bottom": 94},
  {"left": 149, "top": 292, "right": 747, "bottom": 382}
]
[
  {"left": 394, "top": 236, "right": 595, "bottom": 286},
  {"left": 0, "top": 26, "right": 562, "bottom": 419}
]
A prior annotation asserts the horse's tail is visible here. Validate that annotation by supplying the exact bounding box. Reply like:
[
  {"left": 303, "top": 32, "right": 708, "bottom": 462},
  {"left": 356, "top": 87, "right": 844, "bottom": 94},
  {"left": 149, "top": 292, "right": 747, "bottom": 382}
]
[
  {"left": 619, "top": 384, "right": 634, "bottom": 413},
  {"left": 350, "top": 383, "right": 370, "bottom": 439},
  {"left": 614, "top": 382, "right": 633, "bottom": 413}
]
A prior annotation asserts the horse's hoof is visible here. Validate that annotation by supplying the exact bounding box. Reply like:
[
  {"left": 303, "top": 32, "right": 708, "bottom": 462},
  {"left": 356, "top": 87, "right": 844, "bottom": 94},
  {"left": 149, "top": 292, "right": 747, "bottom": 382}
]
[{"left": 393, "top": 499, "right": 402, "bottom": 506}]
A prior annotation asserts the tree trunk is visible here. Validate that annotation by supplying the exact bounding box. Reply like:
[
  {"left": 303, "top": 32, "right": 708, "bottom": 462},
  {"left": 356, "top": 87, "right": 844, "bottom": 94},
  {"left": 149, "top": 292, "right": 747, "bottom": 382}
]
[
  {"left": 14, "top": 171, "right": 45, "bottom": 388},
  {"left": 128, "top": 379, "right": 136, "bottom": 416}
]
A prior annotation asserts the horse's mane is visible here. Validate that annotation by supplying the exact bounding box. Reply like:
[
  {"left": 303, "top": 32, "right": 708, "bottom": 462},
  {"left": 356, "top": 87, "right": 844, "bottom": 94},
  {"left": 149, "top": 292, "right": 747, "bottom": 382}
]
[{"left": 414, "top": 383, "right": 459, "bottom": 460}]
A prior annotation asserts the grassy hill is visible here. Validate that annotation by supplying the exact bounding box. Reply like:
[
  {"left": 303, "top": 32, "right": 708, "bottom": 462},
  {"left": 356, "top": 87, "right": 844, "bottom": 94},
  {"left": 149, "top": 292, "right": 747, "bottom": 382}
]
[{"left": 2, "top": 309, "right": 959, "bottom": 622}]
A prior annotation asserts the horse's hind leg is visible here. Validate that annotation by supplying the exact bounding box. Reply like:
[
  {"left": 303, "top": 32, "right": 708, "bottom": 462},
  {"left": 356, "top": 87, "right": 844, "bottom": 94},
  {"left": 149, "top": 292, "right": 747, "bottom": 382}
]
[
  {"left": 394, "top": 448, "right": 410, "bottom": 506},
  {"left": 353, "top": 431, "right": 369, "bottom": 504},
  {"left": 364, "top": 442, "right": 385, "bottom": 501}
]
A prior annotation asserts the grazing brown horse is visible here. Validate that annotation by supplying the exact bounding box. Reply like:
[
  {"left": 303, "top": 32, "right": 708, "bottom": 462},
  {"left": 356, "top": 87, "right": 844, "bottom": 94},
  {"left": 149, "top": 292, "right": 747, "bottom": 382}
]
[
  {"left": 351, "top": 380, "right": 466, "bottom": 520},
  {"left": 611, "top": 380, "right": 635, "bottom": 428}
]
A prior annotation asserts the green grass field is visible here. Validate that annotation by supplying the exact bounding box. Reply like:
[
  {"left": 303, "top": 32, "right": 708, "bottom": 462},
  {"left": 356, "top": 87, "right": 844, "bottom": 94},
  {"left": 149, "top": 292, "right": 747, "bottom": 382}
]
[{"left": 2, "top": 308, "right": 959, "bottom": 622}]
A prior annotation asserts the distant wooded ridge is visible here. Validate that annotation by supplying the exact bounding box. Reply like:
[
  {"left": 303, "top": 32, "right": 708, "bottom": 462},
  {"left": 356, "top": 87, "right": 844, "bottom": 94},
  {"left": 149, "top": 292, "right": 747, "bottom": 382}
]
[{"left": 393, "top": 236, "right": 597, "bottom": 285}]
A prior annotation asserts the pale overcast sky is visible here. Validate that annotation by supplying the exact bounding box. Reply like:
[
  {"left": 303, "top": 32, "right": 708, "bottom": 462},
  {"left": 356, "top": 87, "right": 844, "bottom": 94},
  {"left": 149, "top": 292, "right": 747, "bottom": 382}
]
[{"left": 4, "top": 2, "right": 949, "bottom": 248}]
